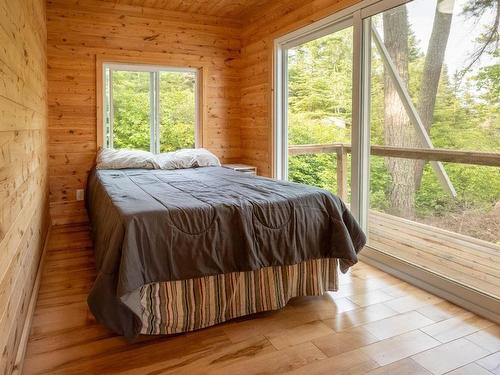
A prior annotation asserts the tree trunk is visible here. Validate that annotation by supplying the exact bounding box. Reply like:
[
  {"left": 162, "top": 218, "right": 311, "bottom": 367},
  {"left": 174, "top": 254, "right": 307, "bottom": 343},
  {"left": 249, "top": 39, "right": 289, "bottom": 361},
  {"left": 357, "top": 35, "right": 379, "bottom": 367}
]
[
  {"left": 383, "top": 6, "right": 418, "bottom": 219},
  {"left": 414, "top": 0, "right": 455, "bottom": 188}
]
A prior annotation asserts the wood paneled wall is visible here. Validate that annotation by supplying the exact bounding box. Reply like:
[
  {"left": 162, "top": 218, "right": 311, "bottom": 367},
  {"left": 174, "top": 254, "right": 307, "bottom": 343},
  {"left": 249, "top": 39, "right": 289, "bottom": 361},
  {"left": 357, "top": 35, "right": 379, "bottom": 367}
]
[
  {"left": 100, "top": 0, "right": 271, "bottom": 19},
  {"left": 47, "top": 0, "right": 242, "bottom": 224},
  {"left": 0, "top": 0, "right": 50, "bottom": 373},
  {"left": 239, "top": 0, "right": 360, "bottom": 177}
]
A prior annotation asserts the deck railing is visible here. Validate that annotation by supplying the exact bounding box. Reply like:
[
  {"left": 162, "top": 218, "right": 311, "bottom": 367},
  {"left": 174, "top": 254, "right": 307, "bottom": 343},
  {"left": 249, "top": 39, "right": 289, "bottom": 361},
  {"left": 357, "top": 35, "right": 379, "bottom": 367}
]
[{"left": 288, "top": 143, "right": 500, "bottom": 201}]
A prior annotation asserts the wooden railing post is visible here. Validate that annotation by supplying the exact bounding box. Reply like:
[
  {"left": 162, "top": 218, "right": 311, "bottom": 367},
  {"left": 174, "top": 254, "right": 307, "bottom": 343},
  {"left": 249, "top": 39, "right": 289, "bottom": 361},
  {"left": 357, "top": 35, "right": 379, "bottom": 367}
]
[{"left": 336, "top": 145, "right": 348, "bottom": 201}]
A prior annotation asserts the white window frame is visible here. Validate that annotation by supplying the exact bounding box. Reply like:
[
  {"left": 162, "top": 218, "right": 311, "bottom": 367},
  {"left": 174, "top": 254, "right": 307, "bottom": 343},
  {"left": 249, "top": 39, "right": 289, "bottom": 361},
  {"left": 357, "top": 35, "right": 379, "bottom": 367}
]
[
  {"left": 103, "top": 63, "right": 200, "bottom": 154},
  {"left": 273, "top": 0, "right": 500, "bottom": 323}
]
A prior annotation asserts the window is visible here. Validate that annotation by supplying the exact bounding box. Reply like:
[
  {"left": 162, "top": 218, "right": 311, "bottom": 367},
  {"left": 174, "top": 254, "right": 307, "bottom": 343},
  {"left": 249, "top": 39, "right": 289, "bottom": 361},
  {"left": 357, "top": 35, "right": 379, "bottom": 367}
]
[
  {"left": 366, "top": 0, "right": 500, "bottom": 299},
  {"left": 103, "top": 63, "right": 199, "bottom": 153},
  {"left": 286, "top": 25, "right": 354, "bottom": 201},
  {"left": 275, "top": 0, "right": 500, "bottom": 315}
]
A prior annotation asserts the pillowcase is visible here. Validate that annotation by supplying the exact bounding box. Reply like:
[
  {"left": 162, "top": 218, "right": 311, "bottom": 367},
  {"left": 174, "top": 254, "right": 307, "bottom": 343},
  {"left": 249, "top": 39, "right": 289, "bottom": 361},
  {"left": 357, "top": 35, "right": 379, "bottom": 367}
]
[
  {"left": 96, "top": 148, "right": 159, "bottom": 170},
  {"left": 155, "top": 148, "right": 221, "bottom": 170}
]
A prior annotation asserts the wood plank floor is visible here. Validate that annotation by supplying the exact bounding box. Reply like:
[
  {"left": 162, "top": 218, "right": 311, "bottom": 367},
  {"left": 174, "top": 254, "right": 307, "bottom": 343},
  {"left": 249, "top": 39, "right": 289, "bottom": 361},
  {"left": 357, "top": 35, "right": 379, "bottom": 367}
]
[
  {"left": 24, "top": 225, "right": 499, "bottom": 374},
  {"left": 369, "top": 210, "right": 500, "bottom": 299}
]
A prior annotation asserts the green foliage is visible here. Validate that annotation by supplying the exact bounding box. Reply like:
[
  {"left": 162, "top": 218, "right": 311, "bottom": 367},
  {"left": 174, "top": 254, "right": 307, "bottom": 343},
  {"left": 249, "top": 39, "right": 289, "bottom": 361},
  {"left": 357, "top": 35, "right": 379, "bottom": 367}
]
[
  {"left": 159, "top": 72, "right": 196, "bottom": 152},
  {"left": 369, "top": 157, "right": 392, "bottom": 211},
  {"left": 288, "top": 29, "right": 353, "bottom": 120},
  {"left": 415, "top": 163, "right": 500, "bottom": 216},
  {"left": 110, "top": 70, "right": 196, "bottom": 153},
  {"left": 289, "top": 154, "right": 336, "bottom": 193},
  {"left": 112, "top": 71, "right": 151, "bottom": 151},
  {"left": 287, "top": 29, "right": 353, "bottom": 199}
]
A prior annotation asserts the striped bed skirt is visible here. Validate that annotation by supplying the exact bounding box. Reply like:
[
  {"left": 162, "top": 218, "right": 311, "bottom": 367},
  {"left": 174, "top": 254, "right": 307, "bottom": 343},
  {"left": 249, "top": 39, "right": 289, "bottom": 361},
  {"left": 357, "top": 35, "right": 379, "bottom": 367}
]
[{"left": 139, "top": 258, "right": 339, "bottom": 335}]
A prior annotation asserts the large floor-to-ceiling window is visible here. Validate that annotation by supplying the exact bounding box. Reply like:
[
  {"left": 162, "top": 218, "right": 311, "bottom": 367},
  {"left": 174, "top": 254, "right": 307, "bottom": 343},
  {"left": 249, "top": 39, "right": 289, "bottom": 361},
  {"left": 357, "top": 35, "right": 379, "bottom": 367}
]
[{"left": 275, "top": 0, "right": 499, "bottom": 318}]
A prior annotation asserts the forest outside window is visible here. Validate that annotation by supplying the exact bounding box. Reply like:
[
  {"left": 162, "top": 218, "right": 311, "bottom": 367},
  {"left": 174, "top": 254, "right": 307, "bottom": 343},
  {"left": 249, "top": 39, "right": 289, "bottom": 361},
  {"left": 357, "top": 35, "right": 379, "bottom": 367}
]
[
  {"left": 367, "top": 0, "right": 499, "bottom": 239},
  {"left": 103, "top": 63, "right": 199, "bottom": 153}
]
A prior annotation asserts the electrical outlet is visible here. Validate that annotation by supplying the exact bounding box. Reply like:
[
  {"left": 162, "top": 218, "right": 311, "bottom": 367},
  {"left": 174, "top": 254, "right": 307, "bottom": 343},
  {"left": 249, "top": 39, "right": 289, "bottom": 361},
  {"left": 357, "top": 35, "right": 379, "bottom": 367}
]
[{"left": 76, "top": 189, "right": 85, "bottom": 201}]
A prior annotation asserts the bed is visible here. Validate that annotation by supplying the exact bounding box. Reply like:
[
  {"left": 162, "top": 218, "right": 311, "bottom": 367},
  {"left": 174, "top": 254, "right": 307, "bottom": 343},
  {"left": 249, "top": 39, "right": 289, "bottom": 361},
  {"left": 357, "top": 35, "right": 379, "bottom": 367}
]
[{"left": 86, "top": 163, "right": 366, "bottom": 338}]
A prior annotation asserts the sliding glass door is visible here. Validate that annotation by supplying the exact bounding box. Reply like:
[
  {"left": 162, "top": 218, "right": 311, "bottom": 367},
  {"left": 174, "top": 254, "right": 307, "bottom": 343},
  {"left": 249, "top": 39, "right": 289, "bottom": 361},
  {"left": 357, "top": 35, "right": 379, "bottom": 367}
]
[{"left": 275, "top": 0, "right": 499, "bottom": 312}]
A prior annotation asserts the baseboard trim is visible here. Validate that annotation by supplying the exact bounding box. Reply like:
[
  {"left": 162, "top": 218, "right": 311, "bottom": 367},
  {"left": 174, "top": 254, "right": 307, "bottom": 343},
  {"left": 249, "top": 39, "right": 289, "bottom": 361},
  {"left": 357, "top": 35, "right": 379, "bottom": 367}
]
[
  {"left": 12, "top": 225, "right": 52, "bottom": 375},
  {"left": 360, "top": 247, "right": 500, "bottom": 324}
]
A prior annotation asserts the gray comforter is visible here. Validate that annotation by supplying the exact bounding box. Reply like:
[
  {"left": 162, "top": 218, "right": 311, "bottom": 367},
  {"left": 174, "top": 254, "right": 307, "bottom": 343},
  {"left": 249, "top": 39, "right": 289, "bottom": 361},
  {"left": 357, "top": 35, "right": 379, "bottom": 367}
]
[{"left": 86, "top": 167, "right": 366, "bottom": 338}]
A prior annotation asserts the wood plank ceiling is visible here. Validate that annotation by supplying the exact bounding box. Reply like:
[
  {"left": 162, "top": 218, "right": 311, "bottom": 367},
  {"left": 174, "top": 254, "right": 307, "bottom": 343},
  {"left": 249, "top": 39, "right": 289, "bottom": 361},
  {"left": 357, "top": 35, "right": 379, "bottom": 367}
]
[{"left": 98, "top": 0, "right": 272, "bottom": 19}]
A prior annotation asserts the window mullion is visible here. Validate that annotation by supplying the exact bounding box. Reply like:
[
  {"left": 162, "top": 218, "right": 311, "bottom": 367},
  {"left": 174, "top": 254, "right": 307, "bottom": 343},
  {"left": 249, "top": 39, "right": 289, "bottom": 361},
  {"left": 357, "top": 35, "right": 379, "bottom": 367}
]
[
  {"left": 154, "top": 71, "right": 160, "bottom": 154},
  {"left": 281, "top": 47, "right": 289, "bottom": 180},
  {"left": 148, "top": 71, "right": 161, "bottom": 154},
  {"left": 108, "top": 68, "right": 114, "bottom": 149},
  {"left": 149, "top": 72, "right": 155, "bottom": 153},
  {"left": 351, "top": 11, "right": 371, "bottom": 234}
]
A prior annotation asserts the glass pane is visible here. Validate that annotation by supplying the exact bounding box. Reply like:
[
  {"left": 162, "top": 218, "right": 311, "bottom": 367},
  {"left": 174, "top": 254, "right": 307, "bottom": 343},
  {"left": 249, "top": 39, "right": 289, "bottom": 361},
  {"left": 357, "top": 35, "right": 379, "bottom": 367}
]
[
  {"left": 159, "top": 71, "right": 196, "bottom": 152},
  {"left": 369, "top": 156, "right": 500, "bottom": 244},
  {"left": 111, "top": 70, "right": 151, "bottom": 151},
  {"left": 370, "top": 0, "right": 499, "bottom": 152},
  {"left": 369, "top": 156, "right": 500, "bottom": 297},
  {"left": 367, "top": 0, "right": 500, "bottom": 299},
  {"left": 287, "top": 26, "right": 353, "bottom": 200}
]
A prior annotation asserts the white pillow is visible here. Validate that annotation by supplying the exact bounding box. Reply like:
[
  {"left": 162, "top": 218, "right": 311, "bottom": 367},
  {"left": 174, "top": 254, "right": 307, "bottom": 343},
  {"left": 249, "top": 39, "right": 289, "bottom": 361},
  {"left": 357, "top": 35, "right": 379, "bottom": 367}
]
[
  {"left": 96, "top": 148, "right": 159, "bottom": 170},
  {"left": 155, "top": 150, "right": 192, "bottom": 170},
  {"left": 155, "top": 148, "right": 220, "bottom": 170}
]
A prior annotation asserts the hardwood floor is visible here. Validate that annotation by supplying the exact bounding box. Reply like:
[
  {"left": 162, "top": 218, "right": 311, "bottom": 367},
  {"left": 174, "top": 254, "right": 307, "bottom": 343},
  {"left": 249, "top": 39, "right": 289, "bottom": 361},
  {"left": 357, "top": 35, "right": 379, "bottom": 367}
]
[{"left": 24, "top": 225, "right": 499, "bottom": 374}]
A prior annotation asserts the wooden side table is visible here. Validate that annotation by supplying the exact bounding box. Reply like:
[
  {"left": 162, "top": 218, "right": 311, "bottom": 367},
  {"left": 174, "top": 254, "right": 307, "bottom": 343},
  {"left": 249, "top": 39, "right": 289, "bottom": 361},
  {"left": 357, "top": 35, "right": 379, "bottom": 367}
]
[{"left": 222, "top": 163, "right": 257, "bottom": 175}]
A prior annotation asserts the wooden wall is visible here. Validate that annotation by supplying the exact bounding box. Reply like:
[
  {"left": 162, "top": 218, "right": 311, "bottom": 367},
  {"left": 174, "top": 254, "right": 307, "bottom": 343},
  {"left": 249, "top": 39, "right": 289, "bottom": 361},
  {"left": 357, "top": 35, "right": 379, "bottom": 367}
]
[
  {"left": 0, "top": 0, "right": 50, "bottom": 373},
  {"left": 239, "top": 0, "right": 360, "bottom": 176},
  {"left": 46, "top": 0, "right": 242, "bottom": 224},
  {"left": 99, "top": 0, "right": 271, "bottom": 19}
]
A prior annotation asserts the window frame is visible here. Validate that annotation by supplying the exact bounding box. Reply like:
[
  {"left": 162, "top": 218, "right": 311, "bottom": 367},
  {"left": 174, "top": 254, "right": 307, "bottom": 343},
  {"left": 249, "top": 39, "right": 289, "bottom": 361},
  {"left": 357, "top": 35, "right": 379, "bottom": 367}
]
[
  {"left": 98, "top": 61, "right": 201, "bottom": 153},
  {"left": 273, "top": 0, "right": 500, "bottom": 323}
]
